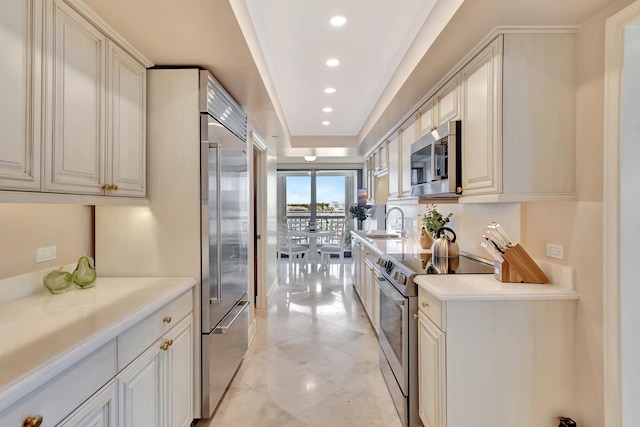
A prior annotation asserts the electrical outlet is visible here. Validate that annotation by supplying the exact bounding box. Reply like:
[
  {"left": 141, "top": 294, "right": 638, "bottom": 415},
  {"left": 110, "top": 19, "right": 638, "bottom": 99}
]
[
  {"left": 546, "top": 243, "right": 564, "bottom": 260},
  {"left": 36, "top": 246, "right": 57, "bottom": 263}
]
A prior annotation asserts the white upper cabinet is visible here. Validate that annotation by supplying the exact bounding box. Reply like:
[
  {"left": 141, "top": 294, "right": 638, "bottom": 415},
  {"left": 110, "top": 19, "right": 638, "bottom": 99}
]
[
  {"left": 460, "top": 31, "right": 576, "bottom": 202},
  {"left": 419, "top": 99, "right": 435, "bottom": 136},
  {"left": 434, "top": 76, "right": 460, "bottom": 126},
  {"left": 460, "top": 37, "right": 501, "bottom": 196},
  {"left": 0, "top": 0, "right": 41, "bottom": 191},
  {"left": 400, "top": 119, "right": 416, "bottom": 198},
  {"left": 387, "top": 135, "right": 399, "bottom": 198},
  {"left": 0, "top": 0, "right": 150, "bottom": 201},
  {"left": 44, "top": 0, "right": 147, "bottom": 197},
  {"left": 107, "top": 41, "right": 146, "bottom": 197},
  {"left": 44, "top": 0, "right": 106, "bottom": 195}
]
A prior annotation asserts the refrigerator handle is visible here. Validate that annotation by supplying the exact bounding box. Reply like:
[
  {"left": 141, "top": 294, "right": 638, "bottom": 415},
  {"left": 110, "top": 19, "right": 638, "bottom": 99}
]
[
  {"left": 209, "top": 143, "right": 222, "bottom": 304},
  {"left": 213, "top": 300, "right": 249, "bottom": 334}
]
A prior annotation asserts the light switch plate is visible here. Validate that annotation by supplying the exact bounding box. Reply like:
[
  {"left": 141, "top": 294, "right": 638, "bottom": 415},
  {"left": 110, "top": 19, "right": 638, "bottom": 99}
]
[
  {"left": 36, "top": 246, "right": 57, "bottom": 263},
  {"left": 546, "top": 243, "right": 564, "bottom": 260}
]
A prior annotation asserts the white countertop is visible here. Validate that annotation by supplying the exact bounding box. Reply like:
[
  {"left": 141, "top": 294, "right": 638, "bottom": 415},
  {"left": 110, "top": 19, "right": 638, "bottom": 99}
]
[
  {"left": 415, "top": 274, "right": 578, "bottom": 301},
  {"left": 0, "top": 276, "right": 196, "bottom": 411},
  {"left": 351, "top": 230, "right": 431, "bottom": 256}
]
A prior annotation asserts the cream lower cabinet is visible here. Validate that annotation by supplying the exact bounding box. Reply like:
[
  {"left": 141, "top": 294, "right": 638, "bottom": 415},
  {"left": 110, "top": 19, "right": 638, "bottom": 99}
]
[
  {"left": 417, "top": 287, "right": 576, "bottom": 427},
  {"left": 44, "top": 0, "right": 146, "bottom": 197},
  {"left": 118, "top": 314, "right": 193, "bottom": 427},
  {"left": 351, "top": 236, "right": 379, "bottom": 333},
  {"left": 58, "top": 381, "right": 117, "bottom": 427},
  {"left": 0, "top": 290, "right": 194, "bottom": 427},
  {"left": 460, "top": 30, "right": 576, "bottom": 201},
  {"left": 418, "top": 312, "right": 445, "bottom": 427}
]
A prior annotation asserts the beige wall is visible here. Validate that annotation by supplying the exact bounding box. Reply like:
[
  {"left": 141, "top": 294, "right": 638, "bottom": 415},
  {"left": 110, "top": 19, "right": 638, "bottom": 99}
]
[
  {"left": 522, "top": 0, "right": 634, "bottom": 424},
  {"left": 0, "top": 204, "right": 93, "bottom": 280}
]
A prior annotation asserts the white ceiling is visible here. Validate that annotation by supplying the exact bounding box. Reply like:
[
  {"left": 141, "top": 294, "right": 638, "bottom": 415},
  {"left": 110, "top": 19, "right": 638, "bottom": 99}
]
[
  {"left": 242, "top": 0, "right": 439, "bottom": 137},
  {"left": 81, "top": 0, "right": 619, "bottom": 164}
]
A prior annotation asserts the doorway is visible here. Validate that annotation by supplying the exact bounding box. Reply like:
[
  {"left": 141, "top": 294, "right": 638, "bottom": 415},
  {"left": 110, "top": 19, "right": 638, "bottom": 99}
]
[{"left": 604, "top": 3, "right": 640, "bottom": 425}]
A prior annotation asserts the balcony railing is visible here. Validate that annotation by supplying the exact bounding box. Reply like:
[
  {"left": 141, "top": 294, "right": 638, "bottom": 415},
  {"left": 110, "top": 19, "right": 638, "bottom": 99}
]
[{"left": 284, "top": 214, "right": 348, "bottom": 246}]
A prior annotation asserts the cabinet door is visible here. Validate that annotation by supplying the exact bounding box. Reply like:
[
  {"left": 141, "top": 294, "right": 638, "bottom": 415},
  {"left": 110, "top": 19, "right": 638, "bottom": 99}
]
[
  {"left": 378, "top": 143, "right": 388, "bottom": 172},
  {"left": 418, "top": 312, "right": 446, "bottom": 427},
  {"left": 419, "top": 99, "right": 435, "bottom": 135},
  {"left": 58, "top": 381, "right": 117, "bottom": 427},
  {"left": 387, "top": 136, "right": 399, "bottom": 198},
  {"left": 107, "top": 41, "right": 146, "bottom": 197},
  {"left": 364, "top": 260, "right": 375, "bottom": 319},
  {"left": 0, "top": 0, "right": 41, "bottom": 191},
  {"left": 44, "top": 0, "right": 105, "bottom": 195},
  {"left": 118, "top": 341, "right": 164, "bottom": 427},
  {"left": 435, "top": 77, "right": 459, "bottom": 126},
  {"left": 400, "top": 120, "right": 416, "bottom": 197},
  {"left": 165, "top": 315, "right": 193, "bottom": 427},
  {"left": 460, "top": 36, "right": 502, "bottom": 195}
]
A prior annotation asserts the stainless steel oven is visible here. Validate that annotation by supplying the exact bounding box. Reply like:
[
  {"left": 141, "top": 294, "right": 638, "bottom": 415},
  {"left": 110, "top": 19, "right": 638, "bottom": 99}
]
[
  {"left": 374, "top": 258, "right": 420, "bottom": 427},
  {"left": 375, "top": 252, "right": 495, "bottom": 427}
]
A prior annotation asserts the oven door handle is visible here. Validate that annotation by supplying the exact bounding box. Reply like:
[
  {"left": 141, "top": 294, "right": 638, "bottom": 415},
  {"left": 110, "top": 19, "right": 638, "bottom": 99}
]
[{"left": 376, "top": 276, "right": 405, "bottom": 306}]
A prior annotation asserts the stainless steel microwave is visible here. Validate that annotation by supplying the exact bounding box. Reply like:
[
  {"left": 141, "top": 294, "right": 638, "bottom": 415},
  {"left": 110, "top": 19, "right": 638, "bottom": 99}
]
[{"left": 410, "top": 120, "right": 462, "bottom": 197}]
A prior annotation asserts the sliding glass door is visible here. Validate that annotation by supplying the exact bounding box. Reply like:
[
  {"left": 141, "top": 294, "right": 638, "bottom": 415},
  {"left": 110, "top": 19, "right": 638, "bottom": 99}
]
[{"left": 277, "top": 170, "right": 356, "bottom": 245}]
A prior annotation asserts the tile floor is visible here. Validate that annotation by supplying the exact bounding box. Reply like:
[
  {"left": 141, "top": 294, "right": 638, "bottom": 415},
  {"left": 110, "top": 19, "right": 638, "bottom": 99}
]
[{"left": 199, "top": 259, "right": 402, "bottom": 427}]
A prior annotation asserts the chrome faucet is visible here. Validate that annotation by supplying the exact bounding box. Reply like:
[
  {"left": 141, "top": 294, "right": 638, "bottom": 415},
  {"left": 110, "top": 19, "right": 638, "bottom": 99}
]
[{"left": 385, "top": 207, "right": 406, "bottom": 238}]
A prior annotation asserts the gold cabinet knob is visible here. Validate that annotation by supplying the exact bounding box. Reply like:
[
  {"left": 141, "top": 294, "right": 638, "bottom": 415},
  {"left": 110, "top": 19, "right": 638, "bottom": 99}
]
[
  {"left": 112, "top": 184, "right": 118, "bottom": 191},
  {"left": 161, "top": 342, "right": 169, "bottom": 351},
  {"left": 413, "top": 313, "right": 419, "bottom": 320},
  {"left": 163, "top": 316, "right": 172, "bottom": 324},
  {"left": 422, "top": 301, "right": 429, "bottom": 308},
  {"left": 166, "top": 339, "right": 173, "bottom": 347},
  {"left": 101, "top": 184, "right": 112, "bottom": 190},
  {"left": 23, "top": 415, "right": 43, "bottom": 427}
]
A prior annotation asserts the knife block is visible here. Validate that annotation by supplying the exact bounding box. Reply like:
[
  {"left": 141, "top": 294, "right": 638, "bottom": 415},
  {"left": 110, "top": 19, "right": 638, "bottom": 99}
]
[{"left": 493, "top": 244, "right": 548, "bottom": 284}]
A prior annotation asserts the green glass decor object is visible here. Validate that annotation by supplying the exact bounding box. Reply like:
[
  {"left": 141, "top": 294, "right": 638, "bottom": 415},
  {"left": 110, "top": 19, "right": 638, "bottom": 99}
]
[
  {"left": 72, "top": 255, "right": 97, "bottom": 288},
  {"left": 43, "top": 268, "right": 73, "bottom": 294}
]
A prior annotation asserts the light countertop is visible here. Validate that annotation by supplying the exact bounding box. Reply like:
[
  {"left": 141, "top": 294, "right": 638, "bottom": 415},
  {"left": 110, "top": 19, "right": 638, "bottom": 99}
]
[
  {"left": 415, "top": 274, "right": 578, "bottom": 301},
  {"left": 352, "top": 230, "right": 578, "bottom": 302},
  {"left": 0, "top": 276, "right": 196, "bottom": 411},
  {"left": 351, "top": 230, "right": 431, "bottom": 256}
]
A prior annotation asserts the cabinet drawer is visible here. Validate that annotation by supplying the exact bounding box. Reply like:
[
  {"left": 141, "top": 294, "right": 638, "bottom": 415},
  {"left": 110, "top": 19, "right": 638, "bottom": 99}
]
[
  {"left": 418, "top": 289, "right": 443, "bottom": 331},
  {"left": 0, "top": 340, "right": 116, "bottom": 427},
  {"left": 117, "top": 290, "right": 193, "bottom": 370}
]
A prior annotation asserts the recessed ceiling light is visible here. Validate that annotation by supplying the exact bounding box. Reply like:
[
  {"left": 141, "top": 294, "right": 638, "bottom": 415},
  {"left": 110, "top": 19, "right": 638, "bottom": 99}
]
[
  {"left": 304, "top": 156, "right": 317, "bottom": 162},
  {"left": 330, "top": 15, "right": 347, "bottom": 27},
  {"left": 322, "top": 107, "right": 333, "bottom": 113},
  {"left": 323, "top": 87, "right": 336, "bottom": 94},
  {"left": 326, "top": 58, "right": 340, "bottom": 67},
  {"left": 322, "top": 121, "right": 330, "bottom": 126}
]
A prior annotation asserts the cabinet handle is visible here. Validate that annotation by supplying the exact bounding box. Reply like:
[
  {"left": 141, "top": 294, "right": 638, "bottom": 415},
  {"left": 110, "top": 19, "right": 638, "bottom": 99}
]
[
  {"left": 160, "top": 342, "right": 169, "bottom": 351},
  {"left": 422, "top": 301, "right": 429, "bottom": 308},
  {"left": 166, "top": 339, "right": 173, "bottom": 347},
  {"left": 413, "top": 313, "right": 419, "bottom": 320},
  {"left": 101, "top": 184, "right": 112, "bottom": 190},
  {"left": 163, "top": 316, "right": 172, "bottom": 324},
  {"left": 22, "top": 415, "right": 43, "bottom": 427},
  {"left": 112, "top": 184, "right": 118, "bottom": 191}
]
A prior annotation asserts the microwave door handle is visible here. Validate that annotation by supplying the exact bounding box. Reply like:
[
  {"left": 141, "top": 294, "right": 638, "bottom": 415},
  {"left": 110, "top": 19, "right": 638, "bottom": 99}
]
[{"left": 430, "top": 143, "right": 439, "bottom": 182}]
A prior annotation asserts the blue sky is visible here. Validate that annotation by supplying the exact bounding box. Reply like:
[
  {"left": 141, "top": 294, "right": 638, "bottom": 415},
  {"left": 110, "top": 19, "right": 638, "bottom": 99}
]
[{"left": 286, "top": 176, "right": 345, "bottom": 204}]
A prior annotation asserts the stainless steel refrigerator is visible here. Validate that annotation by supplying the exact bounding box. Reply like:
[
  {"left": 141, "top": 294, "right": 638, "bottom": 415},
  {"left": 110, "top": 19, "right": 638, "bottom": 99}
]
[{"left": 199, "top": 71, "right": 249, "bottom": 418}]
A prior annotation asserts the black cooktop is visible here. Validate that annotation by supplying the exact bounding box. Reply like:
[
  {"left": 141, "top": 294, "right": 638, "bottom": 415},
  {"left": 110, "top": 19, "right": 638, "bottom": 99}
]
[{"left": 387, "top": 252, "right": 494, "bottom": 275}]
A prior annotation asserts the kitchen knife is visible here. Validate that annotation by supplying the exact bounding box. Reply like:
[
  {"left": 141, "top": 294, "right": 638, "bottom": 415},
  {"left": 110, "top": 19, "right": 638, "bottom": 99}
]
[
  {"left": 489, "top": 222, "right": 514, "bottom": 247},
  {"left": 481, "top": 241, "right": 504, "bottom": 261},
  {"left": 483, "top": 235, "right": 505, "bottom": 254},
  {"left": 485, "top": 230, "right": 508, "bottom": 251}
]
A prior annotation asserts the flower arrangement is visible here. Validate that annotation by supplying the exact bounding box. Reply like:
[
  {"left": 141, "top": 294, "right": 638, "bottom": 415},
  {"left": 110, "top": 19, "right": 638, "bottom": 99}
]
[
  {"left": 417, "top": 204, "right": 453, "bottom": 235},
  {"left": 349, "top": 204, "right": 372, "bottom": 221}
]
